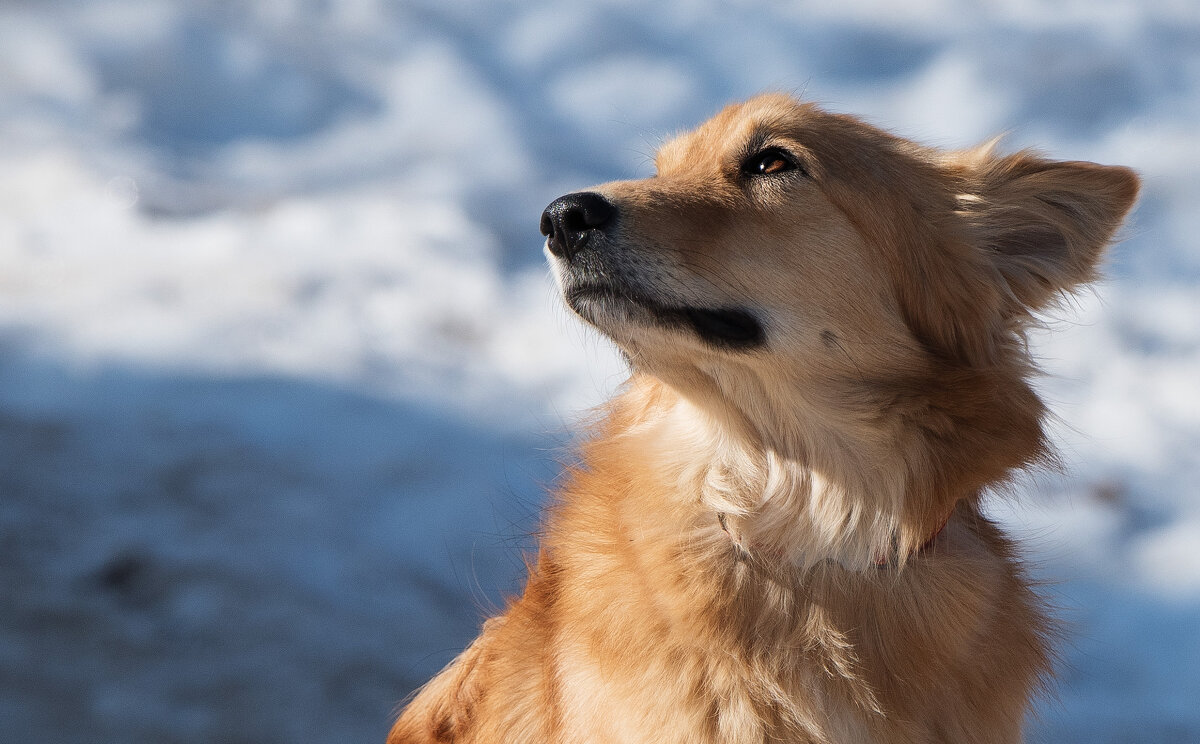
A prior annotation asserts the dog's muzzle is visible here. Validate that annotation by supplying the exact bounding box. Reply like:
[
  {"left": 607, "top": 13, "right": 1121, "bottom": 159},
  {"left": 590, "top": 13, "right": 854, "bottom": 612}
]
[{"left": 540, "top": 190, "right": 765, "bottom": 351}]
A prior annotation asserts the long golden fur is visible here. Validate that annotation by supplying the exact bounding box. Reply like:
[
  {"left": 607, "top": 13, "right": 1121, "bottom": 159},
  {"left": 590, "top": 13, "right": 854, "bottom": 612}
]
[{"left": 390, "top": 94, "right": 1139, "bottom": 743}]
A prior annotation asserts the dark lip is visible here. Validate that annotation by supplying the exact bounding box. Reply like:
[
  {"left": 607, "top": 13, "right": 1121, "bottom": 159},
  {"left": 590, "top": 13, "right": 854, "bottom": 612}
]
[
  {"left": 679, "top": 307, "right": 764, "bottom": 349},
  {"left": 563, "top": 283, "right": 765, "bottom": 351}
]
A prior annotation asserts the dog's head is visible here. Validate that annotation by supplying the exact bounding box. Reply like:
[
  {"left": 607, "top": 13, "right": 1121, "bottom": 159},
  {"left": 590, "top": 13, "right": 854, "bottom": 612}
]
[{"left": 542, "top": 94, "right": 1138, "bottom": 539}]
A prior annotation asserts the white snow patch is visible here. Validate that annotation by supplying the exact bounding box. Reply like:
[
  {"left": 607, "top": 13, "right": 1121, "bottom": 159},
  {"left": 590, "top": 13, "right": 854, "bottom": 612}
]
[{"left": 1132, "top": 520, "right": 1200, "bottom": 601}]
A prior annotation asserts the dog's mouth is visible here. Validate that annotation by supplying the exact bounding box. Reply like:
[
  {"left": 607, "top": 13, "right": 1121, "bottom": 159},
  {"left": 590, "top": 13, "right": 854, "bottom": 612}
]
[
  {"left": 565, "top": 284, "right": 765, "bottom": 351},
  {"left": 679, "top": 307, "right": 764, "bottom": 349}
]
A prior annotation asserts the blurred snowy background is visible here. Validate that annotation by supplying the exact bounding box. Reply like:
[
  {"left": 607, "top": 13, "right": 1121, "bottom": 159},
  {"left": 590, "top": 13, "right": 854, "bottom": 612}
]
[{"left": 0, "top": 0, "right": 1197, "bottom": 741}]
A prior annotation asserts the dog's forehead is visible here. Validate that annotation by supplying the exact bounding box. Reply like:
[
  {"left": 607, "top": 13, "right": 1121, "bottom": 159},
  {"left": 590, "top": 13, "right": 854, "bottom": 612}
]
[{"left": 655, "top": 94, "right": 816, "bottom": 172}]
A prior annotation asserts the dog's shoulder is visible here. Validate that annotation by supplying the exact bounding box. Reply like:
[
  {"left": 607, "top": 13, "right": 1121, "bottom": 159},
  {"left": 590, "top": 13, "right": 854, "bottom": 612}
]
[
  {"left": 389, "top": 561, "right": 564, "bottom": 743},
  {"left": 387, "top": 624, "right": 489, "bottom": 744}
]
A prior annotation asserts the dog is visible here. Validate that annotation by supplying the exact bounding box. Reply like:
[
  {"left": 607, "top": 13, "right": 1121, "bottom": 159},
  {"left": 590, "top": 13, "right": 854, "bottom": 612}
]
[{"left": 389, "top": 93, "right": 1139, "bottom": 743}]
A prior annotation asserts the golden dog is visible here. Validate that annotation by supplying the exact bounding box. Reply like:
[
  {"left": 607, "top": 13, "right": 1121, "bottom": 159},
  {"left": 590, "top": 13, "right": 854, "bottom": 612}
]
[{"left": 390, "top": 94, "right": 1139, "bottom": 743}]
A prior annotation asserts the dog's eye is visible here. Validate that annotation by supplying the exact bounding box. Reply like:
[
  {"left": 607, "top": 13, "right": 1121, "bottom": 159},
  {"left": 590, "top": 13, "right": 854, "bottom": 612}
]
[{"left": 741, "top": 147, "right": 802, "bottom": 177}]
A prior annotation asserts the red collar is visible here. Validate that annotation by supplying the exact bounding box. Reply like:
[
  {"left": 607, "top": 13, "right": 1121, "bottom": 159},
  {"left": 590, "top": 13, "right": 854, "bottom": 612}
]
[{"left": 872, "top": 508, "right": 953, "bottom": 567}]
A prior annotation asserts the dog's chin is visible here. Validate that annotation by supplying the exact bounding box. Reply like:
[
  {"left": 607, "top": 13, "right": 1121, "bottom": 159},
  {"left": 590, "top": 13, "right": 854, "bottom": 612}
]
[{"left": 563, "top": 284, "right": 765, "bottom": 351}]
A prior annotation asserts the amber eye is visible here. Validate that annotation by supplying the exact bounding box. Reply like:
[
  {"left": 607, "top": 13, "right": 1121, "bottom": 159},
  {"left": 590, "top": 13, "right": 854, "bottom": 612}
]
[{"left": 741, "top": 147, "right": 801, "bottom": 177}]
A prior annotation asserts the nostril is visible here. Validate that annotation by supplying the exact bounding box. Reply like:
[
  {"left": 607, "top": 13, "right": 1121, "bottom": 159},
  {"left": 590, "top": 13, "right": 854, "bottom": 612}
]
[
  {"left": 561, "top": 208, "right": 588, "bottom": 234},
  {"left": 539, "top": 211, "right": 553, "bottom": 237}
]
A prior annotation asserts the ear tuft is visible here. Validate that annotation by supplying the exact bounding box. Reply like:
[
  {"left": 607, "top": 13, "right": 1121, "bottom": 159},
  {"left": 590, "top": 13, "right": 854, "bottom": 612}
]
[{"left": 958, "top": 150, "right": 1139, "bottom": 312}]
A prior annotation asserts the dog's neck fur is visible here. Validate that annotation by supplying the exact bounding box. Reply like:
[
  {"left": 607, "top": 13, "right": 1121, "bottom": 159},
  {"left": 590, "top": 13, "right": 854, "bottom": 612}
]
[{"left": 608, "top": 370, "right": 1013, "bottom": 571}]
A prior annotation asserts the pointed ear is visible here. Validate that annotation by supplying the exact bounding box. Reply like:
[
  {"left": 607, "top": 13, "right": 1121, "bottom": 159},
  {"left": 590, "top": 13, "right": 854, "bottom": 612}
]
[{"left": 957, "top": 149, "right": 1140, "bottom": 311}]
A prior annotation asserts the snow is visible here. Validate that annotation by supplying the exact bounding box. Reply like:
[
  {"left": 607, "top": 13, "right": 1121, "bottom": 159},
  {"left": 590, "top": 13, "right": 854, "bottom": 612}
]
[{"left": 1, "top": 1, "right": 1196, "bottom": 741}]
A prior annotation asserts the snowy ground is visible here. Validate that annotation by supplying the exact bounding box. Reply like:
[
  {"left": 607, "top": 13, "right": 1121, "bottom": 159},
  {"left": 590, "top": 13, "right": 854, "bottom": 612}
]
[{"left": 1, "top": 1, "right": 1197, "bottom": 741}]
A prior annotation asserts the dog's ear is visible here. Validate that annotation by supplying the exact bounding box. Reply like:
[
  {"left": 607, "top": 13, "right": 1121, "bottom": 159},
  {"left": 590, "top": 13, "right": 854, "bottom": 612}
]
[{"left": 957, "top": 149, "right": 1140, "bottom": 312}]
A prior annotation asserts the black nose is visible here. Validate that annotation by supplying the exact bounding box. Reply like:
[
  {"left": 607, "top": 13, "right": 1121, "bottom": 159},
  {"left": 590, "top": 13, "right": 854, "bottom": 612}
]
[{"left": 539, "top": 191, "right": 616, "bottom": 260}]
